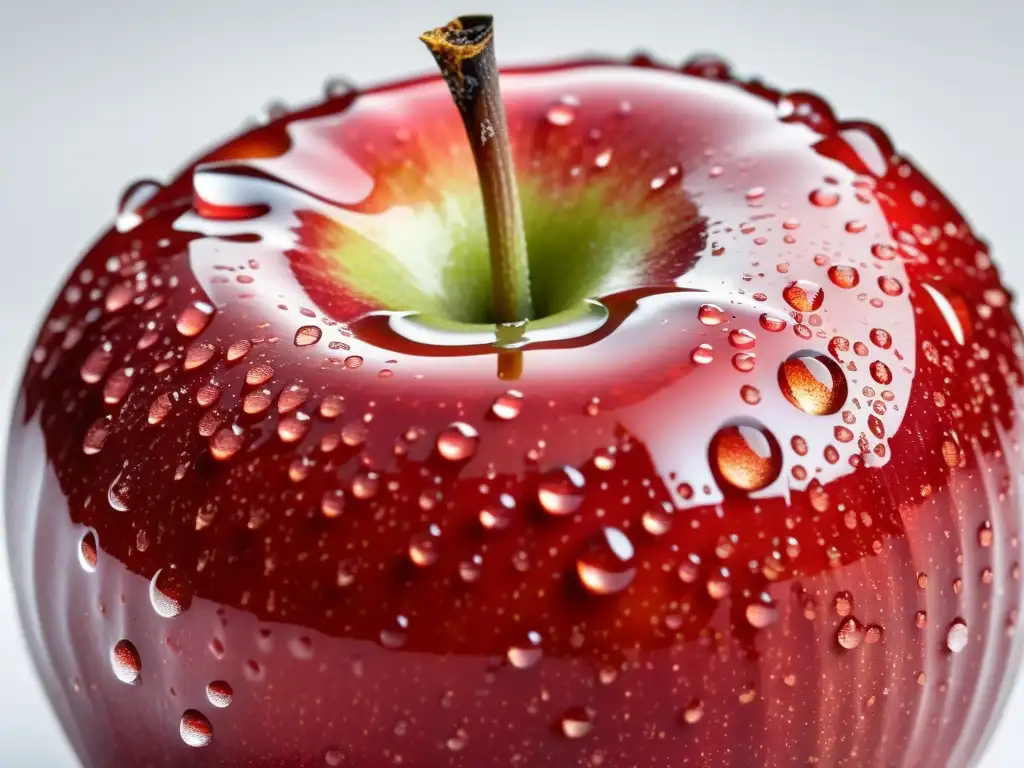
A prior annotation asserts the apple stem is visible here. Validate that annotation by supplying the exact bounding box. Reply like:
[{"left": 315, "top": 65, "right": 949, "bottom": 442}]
[{"left": 420, "top": 15, "right": 534, "bottom": 324}]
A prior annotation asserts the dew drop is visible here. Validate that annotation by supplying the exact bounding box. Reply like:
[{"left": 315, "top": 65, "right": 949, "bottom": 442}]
[
  {"left": 745, "top": 594, "right": 778, "bottom": 628},
  {"left": 246, "top": 363, "right": 274, "bottom": 386},
  {"left": 175, "top": 301, "right": 215, "bottom": 337},
  {"left": 436, "top": 422, "right": 479, "bottom": 461},
  {"left": 946, "top": 619, "right": 969, "bottom": 653},
  {"left": 837, "top": 617, "right": 865, "bottom": 650},
  {"left": 243, "top": 388, "right": 272, "bottom": 414},
  {"left": 538, "top": 466, "right": 586, "bottom": 515},
  {"left": 111, "top": 640, "right": 141, "bottom": 684},
  {"left": 319, "top": 394, "right": 345, "bottom": 419},
  {"left": 294, "top": 325, "right": 322, "bottom": 346},
  {"left": 78, "top": 529, "right": 98, "bottom": 572},
  {"left": 759, "top": 313, "right": 787, "bottom": 333},
  {"left": 560, "top": 707, "right": 593, "bottom": 739},
  {"left": 210, "top": 425, "right": 245, "bottom": 460},
  {"left": 491, "top": 390, "right": 523, "bottom": 420},
  {"left": 710, "top": 423, "right": 782, "bottom": 493},
  {"left": 870, "top": 361, "right": 892, "bottom": 385},
  {"left": 83, "top": 417, "right": 112, "bottom": 455},
  {"left": 206, "top": 680, "right": 233, "bottom": 708},
  {"left": 226, "top": 339, "right": 252, "bottom": 362},
  {"left": 351, "top": 470, "right": 380, "bottom": 500},
  {"left": 507, "top": 630, "right": 543, "bottom": 669},
  {"left": 783, "top": 280, "right": 824, "bottom": 312},
  {"left": 778, "top": 351, "right": 848, "bottom": 415},
  {"left": 698, "top": 304, "right": 725, "bottom": 326},
  {"left": 827, "top": 265, "right": 860, "bottom": 289},
  {"left": 576, "top": 527, "right": 637, "bottom": 595},
  {"left": 380, "top": 615, "right": 409, "bottom": 649},
  {"left": 682, "top": 699, "right": 705, "bottom": 725},
  {"left": 809, "top": 188, "right": 840, "bottom": 207},
  {"left": 878, "top": 275, "right": 903, "bottom": 296},
  {"left": 148, "top": 393, "right": 173, "bottom": 425},
  {"left": 180, "top": 709, "right": 213, "bottom": 748},
  {"left": 691, "top": 344, "right": 714, "bottom": 364},
  {"left": 102, "top": 367, "right": 135, "bottom": 404},
  {"left": 150, "top": 567, "right": 194, "bottom": 618},
  {"left": 408, "top": 526, "right": 441, "bottom": 567},
  {"left": 108, "top": 470, "right": 131, "bottom": 512}
]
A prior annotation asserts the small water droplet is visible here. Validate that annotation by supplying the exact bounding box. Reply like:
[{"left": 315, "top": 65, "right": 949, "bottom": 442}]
[
  {"left": 184, "top": 341, "right": 216, "bottom": 371},
  {"left": 351, "top": 470, "right": 380, "bottom": 500},
  {"left": 323, "top": 76, "right": 355, "bottom": 99},
  {"left": 576, "top": 527, "right": 636, "bottom": 595},
  {"left": 319, "top": 394, "right": 345, "bottom": 419},
  {"left": 546, "top": 104, "right": 575, "bottom": 126},
  {"left": 538, "top": 466, "right": 586, "bottom": 515},
  {"left": 148, "top": 393, "right": 173, "bottom": 425},
  {"left": 180, "top": 709, "right": 213, "bottom": 748},
  {"left": 691, "top": 343, "right": 714, "bottom": 364},
  {"left": 246, "top": 363, "right": 274, "bottom": 386},
  {"left": 809, "top": 188, "right": 840, "bottom": 207},
  {"left": 80, "top": 342, "right": 114, "bottom": 384},
  {"left": 507, "top": 630, "right": 543, "bottom": 669},
  {"left": 870, "top": 361, "right": 892, "bottom": 385},
  {"left": 243, "top": 388, "right": 272, "bottom": 414},
  {"left": 745, "top": 594, "right": 778, "bottom": 628},
  {"left": 111, "top": 639, "right": 141, "bottom": 684},
  {"left": 380, "top": 615, "right": 409, "bottom": 649},
  {"left": 150, "top": 567, "right": 194, "bottom": 618},
  {"left": 682, "top": 699, "right": 704, "bottom": 724},
  {"left": 408, "top": 526, "right": 441, "bottom": 567},
  {"left": 210, "top": 425, "right": 245, "bottom": 460},
  {"left": 759, "top": 313, "right": 787, "bottom": 333},
  {"left": 878, "top": 275, "right": 903, "bottom": 296},
  {"left": 108, "top": 470, "right": 131, "bottom": 512},
  {"left": 921, "top": 283, "right": 971, "bottom": 345},
  {"left": 79, "top": 529, "right": 99, "bottom": 572},
  {"left": 827, "top": 265, "right": 860, "bottom": 289},
  {"left": 294, "top": 325, "right": 322, "bottom": 346},
  {"left": 226, "top": 339, "right": 252, "bottom": 362},
  {"left": 837, "top": 617, "right": 865, "bottom": 649},
  {"left": 698, "top": 304, "right": 725, "bottom": 326}
]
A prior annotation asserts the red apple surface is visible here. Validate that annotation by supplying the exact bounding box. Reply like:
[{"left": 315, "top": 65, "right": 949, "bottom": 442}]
[{"left": 6, "top": 44, "right": 1024, "bottom": 767}]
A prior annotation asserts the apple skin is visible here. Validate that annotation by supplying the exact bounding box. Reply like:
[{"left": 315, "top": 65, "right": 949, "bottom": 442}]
[{"left": 6, "top": 55, "right": 1024, "bottom": 767}]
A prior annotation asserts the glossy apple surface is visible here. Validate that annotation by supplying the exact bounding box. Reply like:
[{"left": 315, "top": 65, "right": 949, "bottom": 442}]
[{"left": 6, "top": 56, "right": 1023, "bottom": 767}]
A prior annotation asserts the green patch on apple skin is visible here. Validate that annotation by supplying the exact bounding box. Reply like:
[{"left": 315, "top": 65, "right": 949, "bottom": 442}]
[{"left": 319, "top": 178, "right": 659, "bottom": 325}]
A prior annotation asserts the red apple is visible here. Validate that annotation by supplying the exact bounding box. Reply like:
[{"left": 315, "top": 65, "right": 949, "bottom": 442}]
[{"left": 6, "top": 15, "right": 1024, "bottom": 768}]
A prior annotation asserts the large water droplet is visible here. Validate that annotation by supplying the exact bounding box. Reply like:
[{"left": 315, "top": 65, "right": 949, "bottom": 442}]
[
  {"left": 710, "top": 423, "right": 782, "bottom": 493},
  {"left": 946, "top": 619, "right": 969, "bottom": 653},
  {"left": 921, "top": 283, "right": 971, "bottom": 345},
  {"left": 538, "top": 466, "right": 586, "bottom": 515},
  {"left": 576, "top": 527, "right": 637, "bottom": 595},
  {"left": 436, "top": 422, "right": 479, "bottom": 461},
  {"left": 180, "top": 709, "right": 213, "bottom": 748},
  {"left": 149, "top": 566, "right": 195, "bottom": 618},
  {"left": 778, "top": 351, "right": 848, "bottom": 415}
]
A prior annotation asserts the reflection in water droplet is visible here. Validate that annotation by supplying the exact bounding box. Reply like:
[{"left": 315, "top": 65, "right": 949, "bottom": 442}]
[
  {"left": 710, "top": 423, "right": 782, "bottom": 493},
  {"left": 436, "top": 422, "right": 479, "bottom": 461},
  {"left": 111, "top": 639, "right": 141, "bottom": 684},
  {"left": 538, "top": 466, "right": 586, "bottom": 515},
  {"left": 180, "top": 709, "right": 213, "bottom": 748},
  {"left": 778, "top": 351, "right": 848, "bottom": 415},
  {"left": 577, "top": 527, "right": 637, "bottom": 595}
]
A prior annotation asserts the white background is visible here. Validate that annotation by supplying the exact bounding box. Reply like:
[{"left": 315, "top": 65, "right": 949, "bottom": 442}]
[{"left": 1, "top": 1, "right": 1022, "bottom": 765}]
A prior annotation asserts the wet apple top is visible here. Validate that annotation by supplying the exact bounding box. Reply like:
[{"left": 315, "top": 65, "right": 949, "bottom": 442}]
[{"left": 16, "top": 57, "right": 1020, "bottom": 660}]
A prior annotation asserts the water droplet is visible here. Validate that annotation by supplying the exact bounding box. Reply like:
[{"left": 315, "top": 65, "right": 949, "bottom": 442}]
[
  {"left": 698, "top": 304, "right": 725, "bottom": 326},
  {"left": 116, "top": 179, "right": 162, "bottom": 232},
  {"left": 946, "top": 619, "right": 969, "bottom": 653},
  {"left": 759, "top": 313, "right": 787, "bottom": 333},
  {"left": 978, "top": 521, "right": 994, "bottom": 548},
  {"left": 79, "top": 529, "right": 98, "bottom": 572},
  {"left": 710, "top": 423, "right": 782, "bottom": 493},
  {"left": 560, "top": 707, "right": 593, "bottom": 739},
  {"left": 480, "top": 494, "right": 516, "bottom": 530},
  {"left": 491, "top": 390, "right": 523, "bottom": 420},
  {"left": 921, "top": 283, "right": 970, "bottom": 345},
  {"left": 409, "top": 526, "right": 441, "bottom": 567},
  {"left": 111, "top": 639, "right": 141, "bottom": 684},
  {"left": 691, "top": 343, "right": 714, "bottom": 364},
  {"left": 148, "top": 393, "right": 173, "bottom": 425},
  {"left": 458, "top": 554, "right": 483, "bottom": 583},
  {"left": 778, "top": 351, "right": 848, "bottom": 415},
  {"left": 246, "top": 363, "right": 274, "bottom": 386},
  {"left": 783, "top": 280, "right": 824, "bottom": 312},
  {"left": 184, "top": 341, "right": 216, "bottom": 371},
  {"left": 682, "top": 699, "right": 705, "bottom": 724},
  {"left": 870, "top": 361, "right": 892, "bottom": 385},
  {"left": 180, "top": 709, "right": 213, "bottom": 748},
  {"left": 323, "top": 76, "right": 355, "bottom": 99},
  {"left": 436, "top": 422, "right": 479, "bottom": 461},
  {"left": 321, "top": 490, "right": 345, "bottom": 519},
  {"left": 243, "top": 388, "right": 272, "bottom": 414},
  {"left": 294, "top": 325, "right": 322, "bottom": 346},
  {"left": 210, "top": 425, "right": 244, "bottom": 460},
  {"left": 196, "top": 381, "right": 222, "bottom": 408},
  {"left": 507, "top": 630, "right": 543, "bottom": 669},
  {"left": 878, "top": 275, "right": 903, "bottom": 296},
  {"left": 746, "top": 595, "right": 778, "bottom": 628},
  {"left": 729, "top": 329, "right": 756, "bottom": 350},
  {"left": 176, "top": 301, "right": 215, "bottom": 337},
  {"left": 827, "top": 265, "right": 860, "bottom": 289},
  {"left": 278, "top": 412, "right": 311, "bottom": 443},
  {"left": 707, "top": 567, "right": 731, "bottom": 599},
  {"left": 319, "top": 394, "right": 345, "bottom": 419},
  {"left": 226, "top": 339, "right": 252, "bottom": 362},
  {"left": 351, "top": 470, "right": 380, "bottom": 500},
  {"left": 344, "top": 355, "right": 363, "bottom": 369},
  {"left": 80, "top": 342, "right": 113, "bottom": 384},
  {"left": 837, "top": 617, "right": 865, "bottom": 649},
  {"left": 642, "top": 508, "right": 673, "bottom": 535},
  {"left": 869, "top": 328, "right": 892, "bottom": 349},
  {"left": 809, "top": 188, "right": 840, "bottom": 207},
  {"left": 206, "top": 680, "right": 233, "bottom": 708},
  {"left": 102, "top": 367, "right": 135, "bottom": 404},
  {"left": 150, "top": 567, "right": 194, "bottom": 618},
  {"left": 538, "top": 466, "right": 586, "bottom": 515},
  {"left": 380, "top": 615, "right": 409, "bottom": 649},
  {"left": 546, "top": 104, "right": 575, "bottom": 126},
  {"left": 576, "top": 527, "right": 637, "bottom": 595},
  {"left": 83, "top": 417, "right": 112, "bottom": 455},
  {"left": 740, "top": 385, "right": 761, "bottom": 405}
]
